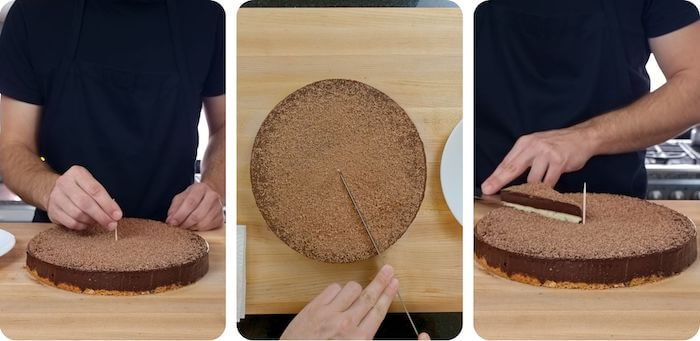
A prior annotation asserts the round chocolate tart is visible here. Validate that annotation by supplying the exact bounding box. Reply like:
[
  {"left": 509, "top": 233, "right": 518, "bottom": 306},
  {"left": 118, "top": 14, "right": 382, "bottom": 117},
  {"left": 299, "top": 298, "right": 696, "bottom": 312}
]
[
  {"left": 475, "top": 190, "right": 697, "bottom": 289},
  {"left": 26, "top": 218, "right": 209, "bottom": 295},
  {"left": 251, "top": 79, "right": 426, "bottom": 263}
]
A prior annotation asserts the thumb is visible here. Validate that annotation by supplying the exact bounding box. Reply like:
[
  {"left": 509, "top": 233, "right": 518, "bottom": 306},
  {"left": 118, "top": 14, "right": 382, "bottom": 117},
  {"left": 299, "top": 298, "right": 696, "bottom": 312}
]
[{"left": 418, "top": 332, "right": 430, "bottom": 340}]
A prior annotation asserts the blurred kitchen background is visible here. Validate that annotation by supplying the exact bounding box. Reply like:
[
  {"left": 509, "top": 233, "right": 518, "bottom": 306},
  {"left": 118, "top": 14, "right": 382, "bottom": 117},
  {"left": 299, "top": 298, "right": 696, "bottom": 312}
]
[{"left": 0, "top": 0, "right": 210, "bottom": 222}]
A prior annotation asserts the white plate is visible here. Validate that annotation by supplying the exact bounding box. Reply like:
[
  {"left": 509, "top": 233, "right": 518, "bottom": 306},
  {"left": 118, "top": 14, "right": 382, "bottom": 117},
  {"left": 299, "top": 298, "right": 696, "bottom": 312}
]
[
  {"left": 0, "top": 228, "right": 16, "bottom": 258},
  {"left": 440, "top": 120, "right": 463, "bottom": 225}
]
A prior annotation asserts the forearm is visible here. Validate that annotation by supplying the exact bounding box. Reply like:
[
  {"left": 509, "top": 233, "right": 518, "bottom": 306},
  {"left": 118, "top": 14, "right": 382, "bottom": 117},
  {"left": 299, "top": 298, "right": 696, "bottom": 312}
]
[
  {"left": 482, "top": 70, "right": 700, "bottom": 194},
  {"left": 200, "top": 128, "right": 225, "bottom": 201},
  {"left": 579, "top": 69, "right": 700, "bottom": 156},
  {"left": 0, "top": 142, "right": 58, "bottom": 211}
]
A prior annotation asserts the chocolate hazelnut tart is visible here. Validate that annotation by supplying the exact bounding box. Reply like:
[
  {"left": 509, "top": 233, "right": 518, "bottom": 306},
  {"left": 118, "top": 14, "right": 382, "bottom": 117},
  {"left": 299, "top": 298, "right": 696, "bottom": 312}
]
[
  {"left": 251, "top": 79, "right": 426, "bottom": 263},
  {"left": 26, "top": 218, "right": 209, "bottom": 295},
  {"left": 475, "top": 184, "right": 697, "bottom": 289}
]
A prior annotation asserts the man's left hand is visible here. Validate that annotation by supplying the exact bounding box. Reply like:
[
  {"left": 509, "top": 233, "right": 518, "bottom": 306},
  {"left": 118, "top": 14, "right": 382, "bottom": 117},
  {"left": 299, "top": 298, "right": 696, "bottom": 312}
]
[
  {"left": 166, "top": 182, "right": 223, "bottom": 231},
  {"left": 481, "top": 127, "right": 597, "bottom": 195}
]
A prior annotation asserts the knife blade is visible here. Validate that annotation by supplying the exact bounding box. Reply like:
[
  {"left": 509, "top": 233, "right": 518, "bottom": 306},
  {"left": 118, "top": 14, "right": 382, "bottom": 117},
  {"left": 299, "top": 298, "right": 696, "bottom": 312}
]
[
  {"left": 338, "top": 170, "right": 419, "bottom": 337},
  {"left": 474, "top": 193, "right": 503, "bottom": 205}
]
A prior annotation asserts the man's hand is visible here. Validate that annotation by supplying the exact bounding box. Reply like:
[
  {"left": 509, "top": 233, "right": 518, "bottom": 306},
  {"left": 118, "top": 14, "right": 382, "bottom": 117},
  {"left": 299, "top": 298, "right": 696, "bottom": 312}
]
[
  {"left": 47, "top": 165, "right": 122, "bottom": 230},
  {"left": 166, "top": 182, "right": 223, "bottom": 231},
  {"left": 481, "top": 127, "right": 596, "bottom": 195},
  {"left": 281, "top": 264, "right": 430, "bottom": 340},
  {"left": 481, "top": 22, "right": 700, "bottom": 196}
]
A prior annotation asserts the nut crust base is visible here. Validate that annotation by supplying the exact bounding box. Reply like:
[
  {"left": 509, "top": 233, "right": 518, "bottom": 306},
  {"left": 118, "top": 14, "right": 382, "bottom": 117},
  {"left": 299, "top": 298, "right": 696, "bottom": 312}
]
[
  {"left": 26, "top": 267, "right": 184, "bottom": 295},
  {"left": 475, "top": 255, "right": 669, "bottom": 289}
]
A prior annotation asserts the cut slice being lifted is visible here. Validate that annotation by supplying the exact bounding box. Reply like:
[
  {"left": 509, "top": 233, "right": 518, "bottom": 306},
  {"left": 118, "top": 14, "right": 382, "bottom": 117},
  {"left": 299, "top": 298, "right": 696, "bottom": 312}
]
[{"left": 501, "top": 183, "right": 583, "bottom": 223}]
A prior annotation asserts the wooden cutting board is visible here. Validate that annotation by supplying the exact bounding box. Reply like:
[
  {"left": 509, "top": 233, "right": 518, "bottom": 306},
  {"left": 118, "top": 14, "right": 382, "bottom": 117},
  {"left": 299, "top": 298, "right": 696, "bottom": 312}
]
[
  {"left": 238, "top": 8, "right": 463, "bottom": 314},
  {"left": 0, "top": 223, "right": 225, "bottom": 339},
  {"left": 474, "top": 200, "right": 700, "bottom": 339}
]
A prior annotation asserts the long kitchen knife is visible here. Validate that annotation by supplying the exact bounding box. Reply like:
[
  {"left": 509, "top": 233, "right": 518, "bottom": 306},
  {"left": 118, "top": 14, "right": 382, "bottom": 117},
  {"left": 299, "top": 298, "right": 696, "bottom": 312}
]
[{"left": 338, "top": 170, "right": 419, "bottom": 337}]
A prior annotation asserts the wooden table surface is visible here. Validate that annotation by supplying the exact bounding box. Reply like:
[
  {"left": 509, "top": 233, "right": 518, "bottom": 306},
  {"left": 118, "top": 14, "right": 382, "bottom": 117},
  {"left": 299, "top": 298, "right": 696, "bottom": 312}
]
[
  {"left": 474, "top": 200, "right": 700, "bottom": 339},
  {"left": 0, "top": 223, "right": 225, "bottom": 340},
  {"left": 238, "top": 8, "right": 463, "bottom": 314}
]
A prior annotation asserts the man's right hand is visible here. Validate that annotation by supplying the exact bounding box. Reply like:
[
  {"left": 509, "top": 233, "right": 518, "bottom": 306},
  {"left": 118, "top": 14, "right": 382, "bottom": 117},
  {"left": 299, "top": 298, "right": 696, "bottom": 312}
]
[
  {"left": 281, "top": 264, "right": 431, "bottom": 340},
  {"left": 47, "top": 165, "right": 122, "bottom": 231}
]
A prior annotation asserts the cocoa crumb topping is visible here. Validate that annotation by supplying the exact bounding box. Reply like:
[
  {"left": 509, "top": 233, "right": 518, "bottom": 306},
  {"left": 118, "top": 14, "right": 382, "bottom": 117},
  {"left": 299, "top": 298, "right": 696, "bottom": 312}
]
[
  {"left": 250, "top": 79, "right": 426, "bottom": 263},
  {"left": 27, "top": 218, "right": 208, "bottom": 271},
  {"left": 503, "top": 182, "right": 581, "bottom": 209}
]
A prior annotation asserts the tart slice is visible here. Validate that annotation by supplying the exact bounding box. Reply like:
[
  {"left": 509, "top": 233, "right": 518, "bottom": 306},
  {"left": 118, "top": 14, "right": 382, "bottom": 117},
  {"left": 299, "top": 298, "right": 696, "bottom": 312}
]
[{"left": 501, "top": 183, "right": 583, "bottom": 223}]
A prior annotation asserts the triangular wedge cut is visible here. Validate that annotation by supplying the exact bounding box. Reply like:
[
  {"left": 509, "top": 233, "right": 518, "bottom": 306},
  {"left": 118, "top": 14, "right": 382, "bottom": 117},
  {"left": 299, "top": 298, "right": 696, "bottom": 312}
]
[{"left": 500, "top": 183, "right": 583, "bottom": 223}]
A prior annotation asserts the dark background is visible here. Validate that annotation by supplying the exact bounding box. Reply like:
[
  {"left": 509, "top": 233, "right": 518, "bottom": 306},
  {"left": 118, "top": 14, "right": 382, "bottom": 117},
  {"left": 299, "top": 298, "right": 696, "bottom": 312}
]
[{"left": 238, "top": 313, "right": 463, "bottom": 340}]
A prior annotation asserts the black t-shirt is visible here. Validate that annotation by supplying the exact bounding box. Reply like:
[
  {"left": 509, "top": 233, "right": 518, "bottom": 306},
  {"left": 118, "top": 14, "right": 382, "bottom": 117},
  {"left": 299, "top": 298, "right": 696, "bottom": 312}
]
[
  {"left": 0, "top": 0, "right": 224, "bottom": 221},
  {"left": 475, "top": 0, "right": 699, "bottom": 197},
  {"left": 0, "top": 0, "right": 225, "bottom": 106}
]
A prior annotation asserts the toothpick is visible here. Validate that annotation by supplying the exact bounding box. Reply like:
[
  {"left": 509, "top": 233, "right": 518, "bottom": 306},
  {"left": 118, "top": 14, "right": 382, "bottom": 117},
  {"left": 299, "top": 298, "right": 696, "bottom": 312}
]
[
  {"left": 583, "top": 182, "right": 587, "bottom": 224},
  {"left": 112, "top": 197, "right": 118, "bottom": 241}
]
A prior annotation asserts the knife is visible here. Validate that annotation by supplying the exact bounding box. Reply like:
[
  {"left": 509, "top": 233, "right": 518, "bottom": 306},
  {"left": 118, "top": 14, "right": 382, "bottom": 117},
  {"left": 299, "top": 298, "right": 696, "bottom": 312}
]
[
  {"left": 474, "top": 189, "right": 503, "bottom": 206},
  {"left": 338, "top": 170, "right": 419, "bottom": 337}
]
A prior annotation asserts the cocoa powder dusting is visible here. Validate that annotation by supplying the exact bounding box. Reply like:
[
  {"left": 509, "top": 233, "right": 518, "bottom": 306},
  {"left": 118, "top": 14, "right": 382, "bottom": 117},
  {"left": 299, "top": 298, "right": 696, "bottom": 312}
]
[
  {"left": 250, "top": 79, "right": 426, "bottom": 263},
  {"left": 476, "top": 193, "right": 696, "bottom": 259},
  {"left": 27, "top": 218, "right": 208, "bottom": 271},
  {"left": 504, "top": 183, "right": 581, "bottom": 209}
]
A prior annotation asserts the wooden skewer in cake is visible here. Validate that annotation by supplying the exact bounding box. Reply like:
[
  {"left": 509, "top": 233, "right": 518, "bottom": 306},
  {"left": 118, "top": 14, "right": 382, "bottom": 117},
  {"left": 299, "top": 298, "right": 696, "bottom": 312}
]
[
  {"left": 583, "top": 182, "right": 587, "bottom": 224},
  {"left": 112, "top": 198, "right": 119, "bottom": 241}
]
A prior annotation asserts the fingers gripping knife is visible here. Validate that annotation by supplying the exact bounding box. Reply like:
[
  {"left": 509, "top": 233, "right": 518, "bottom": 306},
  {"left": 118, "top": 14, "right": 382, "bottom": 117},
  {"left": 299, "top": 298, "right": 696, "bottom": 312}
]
[{"left": 338, "top": 170, "right": 419, "bottom": 337}]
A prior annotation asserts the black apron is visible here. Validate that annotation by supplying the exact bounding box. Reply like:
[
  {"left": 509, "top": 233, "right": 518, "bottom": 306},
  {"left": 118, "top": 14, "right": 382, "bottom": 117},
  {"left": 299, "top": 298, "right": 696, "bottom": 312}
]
[
  {"left": 475, "top": 1, "right": 647, "bottom": 197},
  {"left": 35, "top": 0, "right": 200, "bottom": 222}
]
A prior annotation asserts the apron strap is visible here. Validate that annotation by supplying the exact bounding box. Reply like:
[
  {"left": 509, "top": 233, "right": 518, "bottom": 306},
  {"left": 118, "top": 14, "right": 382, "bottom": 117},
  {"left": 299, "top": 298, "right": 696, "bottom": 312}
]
[
  {"left": 47, "top": 0, "right": 85, "bottom": 107},
  {"left": 65, "top": 0, "right": 86, "bottom": 62},
  {"left": 600, "top": 1, "right": 635, "bottom": 103},
  {"left": 166, "top": 0, "right": 196, "bottom": 98}
]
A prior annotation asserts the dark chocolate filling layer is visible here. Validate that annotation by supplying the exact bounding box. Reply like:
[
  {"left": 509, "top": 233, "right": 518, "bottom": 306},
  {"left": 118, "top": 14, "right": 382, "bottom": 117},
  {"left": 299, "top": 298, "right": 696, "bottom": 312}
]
[
  {"left": 501, "top": 183, "right": 582, "bottom": 217},
  {"left": 501, "top": 191, "right": 582, "bottom": 217},
  {"left": 26, "top": 251, "right": 209, "bottom": 292}
]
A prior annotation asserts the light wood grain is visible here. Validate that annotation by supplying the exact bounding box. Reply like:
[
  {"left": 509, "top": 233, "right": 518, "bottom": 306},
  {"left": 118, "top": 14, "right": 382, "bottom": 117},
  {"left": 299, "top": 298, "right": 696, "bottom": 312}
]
[
  {"left": 237, "top": 8, "right": 463, "bottom": 314},
  {"left": 0, "top": 223, "right": 225, "bottom": 340},
  {"left": 474, "top": 201, "right": 700, "bottom": 339}
]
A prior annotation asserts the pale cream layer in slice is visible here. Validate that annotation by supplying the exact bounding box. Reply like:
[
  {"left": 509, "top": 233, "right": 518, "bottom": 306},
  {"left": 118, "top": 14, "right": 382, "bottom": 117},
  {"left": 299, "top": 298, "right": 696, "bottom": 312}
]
[{"left": 502, "top": 202, "right": 582, "bottom": 223}]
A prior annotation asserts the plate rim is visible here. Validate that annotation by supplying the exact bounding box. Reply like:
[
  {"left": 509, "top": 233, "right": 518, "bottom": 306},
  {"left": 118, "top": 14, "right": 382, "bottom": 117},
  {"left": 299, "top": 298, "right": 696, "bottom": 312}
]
[
  {"left": 440, "top": 120, "right": 463, "bottom": 225},
  {"left": 0, "top": 228, "right": 16, "bottom": 258}
]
